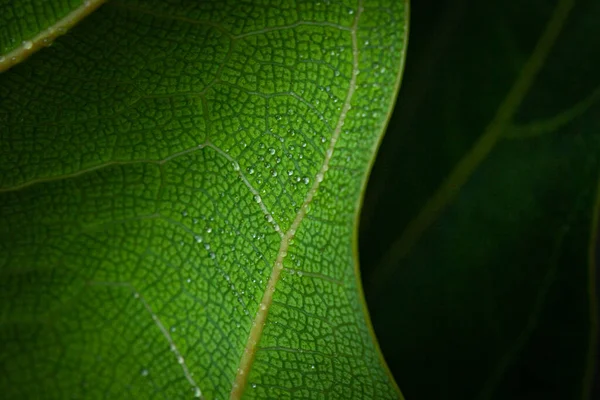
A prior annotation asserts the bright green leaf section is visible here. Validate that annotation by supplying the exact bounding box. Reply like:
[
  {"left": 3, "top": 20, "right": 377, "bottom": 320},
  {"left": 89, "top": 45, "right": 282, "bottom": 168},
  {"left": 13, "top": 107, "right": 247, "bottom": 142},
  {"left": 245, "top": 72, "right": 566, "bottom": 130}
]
[
  {"left": 0, "top": 0, "right": 104, "bottom": 71},
  {"left": 0, "top": 0, "right": 407, "bottom": 399},
  {"left": 361, "top": 0, "right": 599, "bottom": 399}
]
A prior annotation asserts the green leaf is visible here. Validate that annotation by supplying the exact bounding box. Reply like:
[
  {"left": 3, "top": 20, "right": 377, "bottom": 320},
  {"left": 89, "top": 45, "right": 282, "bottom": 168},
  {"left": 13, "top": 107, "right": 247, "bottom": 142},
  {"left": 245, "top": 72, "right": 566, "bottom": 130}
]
[
  {"left": 0, "top": 0, "right": 104, "bottom": 71},
  {"left": 361, "top": 0, "right": 599, "bottom": 399},
  {"left": 0, "top": 0, "right": 408, "bottom": 399}
]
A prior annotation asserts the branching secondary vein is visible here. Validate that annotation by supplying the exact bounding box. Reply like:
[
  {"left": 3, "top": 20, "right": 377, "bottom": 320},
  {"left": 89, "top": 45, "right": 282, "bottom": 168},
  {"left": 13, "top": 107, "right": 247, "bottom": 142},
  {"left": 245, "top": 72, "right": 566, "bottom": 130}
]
[{"left": 87, "top": 281, "right": 204, "bottom": 399}]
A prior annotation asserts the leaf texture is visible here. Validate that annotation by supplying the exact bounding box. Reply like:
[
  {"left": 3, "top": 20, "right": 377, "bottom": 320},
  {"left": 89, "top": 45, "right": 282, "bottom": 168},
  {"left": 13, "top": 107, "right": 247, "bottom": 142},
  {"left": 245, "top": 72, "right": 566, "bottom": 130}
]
[{"left": 0, "top": 0, "right": 408, "bottom": 399}]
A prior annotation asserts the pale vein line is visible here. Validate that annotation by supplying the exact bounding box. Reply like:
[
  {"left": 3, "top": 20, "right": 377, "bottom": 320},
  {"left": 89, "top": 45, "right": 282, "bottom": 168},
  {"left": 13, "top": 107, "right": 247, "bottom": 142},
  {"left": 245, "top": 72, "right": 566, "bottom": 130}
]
[
  {"left": 504, "top": 84, "right": 600, "bottom": 139},
  {"left": 229, "top": 2, "right": 363, "bottom": 397},
  {"left": 87, "top": 281, "right": 203, "bottom": 399},
  {"left": 370, "top": 0, "right": 575, "bottom": 289},
  {"left": 0, "top": 146, "right": 203, "bottom": 193},
  {"left": 1, "top": 140, "right": 283, "bottom": 238},
  {"left": 106, "top": 3, "right": 350, "bottom": 39},
  {"left": 0, "top": 0, "right": 106, "bottom": 73},
  {"left": 207, "top": 143, "right": 283, "bottom": 237},
  {"left": 233, "top": 21, "right": 351, "bottom": 39},
  {"left": 107, "top": 2, "right": 233, "bottom": 38},
  {"left": 285, "top": 268, "right": 344, "bottom": 286}
]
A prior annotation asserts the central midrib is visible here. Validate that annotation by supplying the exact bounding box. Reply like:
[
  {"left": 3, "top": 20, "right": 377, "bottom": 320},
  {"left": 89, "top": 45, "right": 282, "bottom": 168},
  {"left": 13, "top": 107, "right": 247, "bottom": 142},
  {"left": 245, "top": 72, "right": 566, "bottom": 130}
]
[{"left": 229, "top": 2, "right": 363, "bottom": 398}]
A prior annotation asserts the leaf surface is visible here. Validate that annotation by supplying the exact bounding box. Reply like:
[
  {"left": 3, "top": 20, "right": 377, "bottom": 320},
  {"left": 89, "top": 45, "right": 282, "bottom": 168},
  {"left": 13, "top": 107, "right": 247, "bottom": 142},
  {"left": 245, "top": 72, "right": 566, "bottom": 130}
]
[
  {"left": 361, "top": 0, "right": 599, "bottom": 399},
  {"left": 0, "top": 0, "right": 408, "bottom": 398}
]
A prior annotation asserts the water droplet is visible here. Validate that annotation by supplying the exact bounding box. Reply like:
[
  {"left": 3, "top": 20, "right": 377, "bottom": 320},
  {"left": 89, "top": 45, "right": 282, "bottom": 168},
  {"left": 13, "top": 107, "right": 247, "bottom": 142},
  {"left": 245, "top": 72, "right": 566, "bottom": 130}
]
[
  {"left": 194, "top": 387, "right": 202, "bottom": 398},
  {"left": 271, "top": 170, "right": 278, "bottom": 177},
  {"left": 311, "top": 364, "right": 315, "bottom": 369},
  {"left": 182, "top": 210, "right": 188, "bottom": 217},
  {"left": 140, "top": 368, "right": 149, "bottom": 376},
  {"left": 297, "top": 271, "right": 303, "bottom": 277},
  {"left": 206, "top": 227, "right": 212, "bottom": 233},
  {"left": 232, "top": 162, "right": 240, "bottom": 171},
  {"left": 195, "top": 235, "right": 203, "bottom": 243},
  {"left": 251, "top": 383, "right": 257, "bottom": 389},
  {"left": 268, "top": 148, "right": 276, "bottom": 155},
  {"left": 204, "top": 243, "right": 211, "bottom": 251},
  {"left": 247, "top": 166, "right": 255, "bottom": 174},
  {"left": 254, "top": 195, "right": 262, "bottom": 203},
  {"left": 177, "top": 356, "right": 185, "bottom": 364},
  {"left": 348, "top": 9, "right": 355, "bottom": 14},
  {"left": 334, "top": 70, "right": 341, "bottom": 77},
  {"left": 302, "top": 177, "right": 310, "bottom": 185},
  {"left": 260, "top": 304, "right": 267, "bottom": 311},
  {"left": 287, "top": 170, "right": 294, "bottom": 176},
  {"left": 316, "top": 173, "right": 324, "bottom": 183},
  {"left": 170, "top": 326, "right": 176, "bottom": 332},
  {"left": 209, "top": 252, "right": 216, "bottom": 259},
  {"left": 22, "top": 40, "right": 33, "bottom": 50}
]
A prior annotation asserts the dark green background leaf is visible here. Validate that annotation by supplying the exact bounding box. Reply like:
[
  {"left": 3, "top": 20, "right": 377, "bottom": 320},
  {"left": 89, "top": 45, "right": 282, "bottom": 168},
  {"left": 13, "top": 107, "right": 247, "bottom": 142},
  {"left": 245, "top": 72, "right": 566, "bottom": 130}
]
[{"left": 361, "top": 0, "right": 599, "bottom": 399}]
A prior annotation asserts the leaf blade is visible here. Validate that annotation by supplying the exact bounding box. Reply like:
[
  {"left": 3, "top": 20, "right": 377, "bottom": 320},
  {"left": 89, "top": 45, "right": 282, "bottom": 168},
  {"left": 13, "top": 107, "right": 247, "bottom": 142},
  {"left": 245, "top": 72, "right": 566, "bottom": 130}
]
[{"left": 0, "top": 0, "right": 408, "bottom": 398}]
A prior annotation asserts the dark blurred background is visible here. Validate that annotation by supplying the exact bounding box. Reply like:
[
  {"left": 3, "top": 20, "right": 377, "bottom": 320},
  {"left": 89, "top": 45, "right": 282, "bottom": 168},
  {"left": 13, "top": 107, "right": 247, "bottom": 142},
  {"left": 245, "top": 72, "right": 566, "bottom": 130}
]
[{"left": 359, "top": 0, "right": 600, "bottom": 399}]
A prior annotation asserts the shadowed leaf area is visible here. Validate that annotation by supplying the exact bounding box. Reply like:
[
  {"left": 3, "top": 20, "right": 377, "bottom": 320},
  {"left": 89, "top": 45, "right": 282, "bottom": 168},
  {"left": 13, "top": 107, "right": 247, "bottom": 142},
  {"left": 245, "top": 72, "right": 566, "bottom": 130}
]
[
  {"left": 0, "top": 0, "right": 407, "bottom": 399},
  {"left": 360, "top": 0, "right": 600, "bottom": 399}
]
